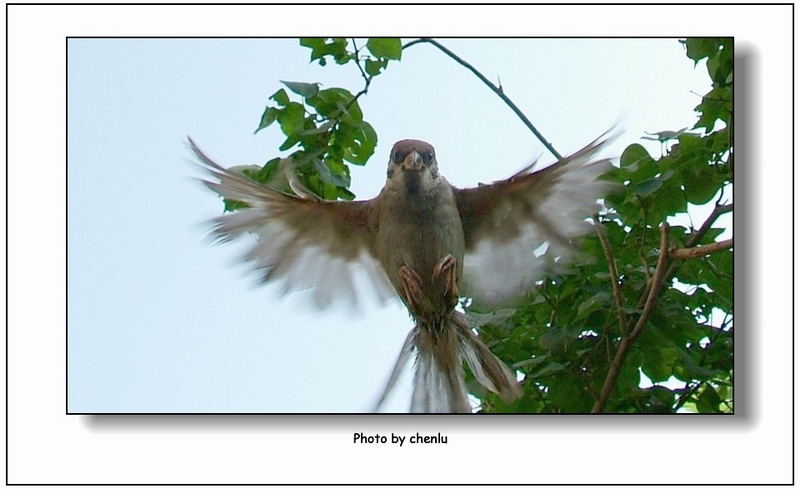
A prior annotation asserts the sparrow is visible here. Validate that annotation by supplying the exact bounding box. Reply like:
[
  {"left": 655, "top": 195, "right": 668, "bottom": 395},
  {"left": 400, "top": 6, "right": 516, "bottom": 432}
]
[{"left": 191, "top": 129, "right": 617, "bottom": 413}]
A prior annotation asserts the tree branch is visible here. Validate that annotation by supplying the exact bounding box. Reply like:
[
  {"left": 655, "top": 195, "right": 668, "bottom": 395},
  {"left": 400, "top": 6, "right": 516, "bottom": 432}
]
[
  {"left": 403, "top": 38, "right": 563, "bottom": 160},
  {"left": 665, "top": 203, "right": 732, "bottom": 279},
  {"left": 670, "top": 239, "right": 732, "bottom": 260},
  {"left": 594, "top": 217, "right": 628, "bottom": 335},
  {"left": 592, "top": 223, "right": 672, "bottom": 413},
  {"left": 685, "top": 203, "right": 733, "bottom": 248},
  {"left": 630, "top": 223, "right": 672, "bottom": 341},
  {"left": 590, "top": 339, "right": 630, "bottom": 414}
]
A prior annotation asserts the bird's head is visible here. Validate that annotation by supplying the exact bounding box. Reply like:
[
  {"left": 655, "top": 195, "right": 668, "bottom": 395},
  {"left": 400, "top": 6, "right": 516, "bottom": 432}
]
[{"left": 386, "top": 139, "right": 439, "bottom": 195}]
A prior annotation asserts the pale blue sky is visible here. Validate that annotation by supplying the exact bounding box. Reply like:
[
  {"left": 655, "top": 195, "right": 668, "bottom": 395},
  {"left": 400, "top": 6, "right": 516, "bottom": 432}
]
[{"left": 67, "top": 38, "right": 716, "bottom": 413}]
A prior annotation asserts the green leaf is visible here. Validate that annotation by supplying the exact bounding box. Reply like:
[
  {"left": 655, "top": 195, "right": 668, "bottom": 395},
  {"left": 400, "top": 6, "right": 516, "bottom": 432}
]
[
  {"left": 336, "top": 187, "right": 356, "bottom": 201},
  {"left": 633, "top": 178, "right": 663, "bottom": 197},
  {"left": 641, "top": 350, "right": 673, "bottom": 383},
  {"left": 366, "top": 38, "right": 402, "bottom": 60},
  {"left": 620, "top": 143, "right": 655, "bottom": 169},
  {"left": 575, "top": 291, "right": 610, "bottom": 320},
  {"left": 300, "top": 37, "right": 351, "bottom": 65},
  {"left": 276, "top": 102, "right": 306, "bottom": 138},
  {"left": 513, "top": 355, "right": 549, "bottom": 369},
  {"left": 281, "top": 80, "right": 319, "bottom": 98},
  {"left": 307, "top": 88, "right": 356, "bottom": 119},
  {"left": 222, "top": 198, "right": 247, "bottom": 213},
  {"left": 469, "top": 308, "right": 517, "bottom": 328},
  {"left": 313, "top": 157, "right": 350, "bottom": 187},
  {"left": 270, "top": 88, "right": 290, "bottom": 107},
  {"left": 696, "top": 385, "right": 723, "bottom": 413},
  {"left": 531, "top": 361, "right": 565, "bottom": 378},
  {"left": 672, "top": 132, "right": 705, "bottom": 162},
  {"left": 674, "top": 349, "right": 719, "bottom": 381},
  {"left": 548, "top": 376, "right": 592, "bottom": 412},
  {"left": 690, "top": 38, "right": 732, "bottom": 86},
  {"left": 538, "top": 325, "right": 572, "bottom": 352},
  {"left": 682, "top": 38, "right": 725, "bottom": 65},
  {"left": 343, "top": 120, "right": 377, "bottom": 165},
  {"left": 651, "top": 181, "right": 688, "bottom": 218},
  {"left": 336, "top": 102, "right": 359, "bottom": 124},
  {"left": 706, "top": 50, "right": 720, "bottom": 81},
  {"left": 703, "top": 250, "right": 733, "bottom": 304},
  {"left": 255, "top": 157, "right": 282, "bottom": 183},
  {"left": 365, "top": 58, "right": 388, "bottom": 76},
  {"left": 278, "top": 134, "right": 300, "bottom": 152},
  {"left": 682, "top": 165, "right": 721, "bottom": 204},
  {"left": 299, "top": 38, "right": 325, "bottom": 50},
  {"left": 298, "top": 120, "right": 335, "bottom": 136},
  {"left": 255, "top": 106, "right": 280, "bottom": 134}
]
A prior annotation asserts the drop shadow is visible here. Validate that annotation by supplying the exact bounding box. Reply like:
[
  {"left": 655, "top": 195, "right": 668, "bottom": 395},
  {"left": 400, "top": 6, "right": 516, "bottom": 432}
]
[{"left": 731, "top": 42, "right": 757, "bottom": 424}]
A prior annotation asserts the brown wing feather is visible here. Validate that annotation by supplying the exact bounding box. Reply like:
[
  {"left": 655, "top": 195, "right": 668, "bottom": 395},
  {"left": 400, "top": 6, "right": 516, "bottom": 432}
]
[
  {"left": 453, "top": 128, "right": 620, "bottom": 306},
  {"left": 190, "top": 138, "right": 394, "bottom": 307}
]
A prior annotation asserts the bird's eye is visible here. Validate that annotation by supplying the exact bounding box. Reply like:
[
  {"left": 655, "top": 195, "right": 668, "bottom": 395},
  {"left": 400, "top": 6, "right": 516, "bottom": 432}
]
[
  {"left": 393, "top": 151, "right": 403, "bottom": 162},
  {"left": 422, "top": 151, "right": 434, "bottom": 165}
]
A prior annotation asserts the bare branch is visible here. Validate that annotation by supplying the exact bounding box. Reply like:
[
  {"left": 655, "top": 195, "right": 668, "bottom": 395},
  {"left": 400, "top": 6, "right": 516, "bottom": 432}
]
[
  {"left": 403, "top": 38, "right": 563, "bottom": 160},
  {"left": 592, "top": 223, "right": 672, "bottom": 413},
  {"left": 671, "top": 239, "right": 733, "bottom": 260},
  {"left": 591, "top": 336, "right": 631, "bottom": 413},
  {"left": 665, "top": 202, "right": 732, "bottom": 282},
  {"left": 630, "top": 223, "right": 672, "bottom": 341}
]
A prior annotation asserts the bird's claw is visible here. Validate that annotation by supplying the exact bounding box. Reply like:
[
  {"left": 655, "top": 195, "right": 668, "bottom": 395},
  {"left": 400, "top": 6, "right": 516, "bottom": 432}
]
[
  {"left": 433, "top": 254, "right": 459, "bottom": 307},
  {"left": 398, "top": 265, "right": 424, "bottom": 315}
]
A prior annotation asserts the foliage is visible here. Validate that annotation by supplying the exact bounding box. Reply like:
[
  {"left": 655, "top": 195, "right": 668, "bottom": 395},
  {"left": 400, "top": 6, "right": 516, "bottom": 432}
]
[
  {"left": 470, "top": 38, "right": 733, "bottom": 413},
  {"left": 228, "top": 38, "right": 733, "bottom": 413},
  {"left": 233, "top": 38, "right": 400, "bottom": 207}
]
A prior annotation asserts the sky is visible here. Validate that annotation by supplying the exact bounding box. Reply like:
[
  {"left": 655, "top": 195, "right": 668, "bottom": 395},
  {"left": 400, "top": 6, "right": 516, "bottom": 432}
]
[{"left": 67, "top": 38, "right": 720, "bottom": 413}]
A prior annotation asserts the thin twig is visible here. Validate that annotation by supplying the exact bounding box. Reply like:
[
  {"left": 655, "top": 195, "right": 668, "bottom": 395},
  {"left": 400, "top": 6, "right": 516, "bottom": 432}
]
[
  {"left": 674, "top": 380, "right": 703, "bottom": 410},
  {"left": 592, "top": 223, "right": 672, "bottom": 413},
  {"left": 697, "top": 312, "right": 729, "bottom": 370},
  {"left": 571, "top": 363, "right": 600, "bottom": 401},
  {"left": 594, "top": 217, "right": 628, "bottom": 335},
  {"left": 634, "top": 220, "right": 653, "bottom": 308},
  {"left": 347, "top": 38, "right": 373, "bottom": 104},
  {"left": 702, "top": 254, "right": 733, "bottom": 280},
  {"left": 403, "top": 38, "right": 563, "bottom": 160},
  {"left": 351, "top": 38, "right": 370, "bottom": 86}
]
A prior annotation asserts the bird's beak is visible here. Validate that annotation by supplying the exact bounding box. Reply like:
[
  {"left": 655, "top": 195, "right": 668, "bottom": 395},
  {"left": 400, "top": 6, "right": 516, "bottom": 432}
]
[{"left": 402, "top": 150, "right": 424, "bottom": 171}]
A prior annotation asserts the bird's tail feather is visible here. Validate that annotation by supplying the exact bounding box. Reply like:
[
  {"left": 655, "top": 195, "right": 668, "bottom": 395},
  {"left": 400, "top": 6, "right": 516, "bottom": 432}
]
[
  {"left": 453, "top": 312, "right": 522, "bottom": 406},
  {"left": 411, "top": 321, "right": 470, "bottom": 413},
  {"left": 375, "top": 312, "right": 521, "bottom": 413},
  {"left": 372, "top": 328, "right": 417, "bottom": 411}
]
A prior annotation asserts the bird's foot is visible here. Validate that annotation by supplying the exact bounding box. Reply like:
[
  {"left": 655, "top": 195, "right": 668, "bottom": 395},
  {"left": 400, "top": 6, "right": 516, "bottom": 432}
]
[
  {"left": 398, "top": 265, "right": 424, "bottom": 315},
  {"left": 432, "top": 254, "right": 459, "bottom": 306}
]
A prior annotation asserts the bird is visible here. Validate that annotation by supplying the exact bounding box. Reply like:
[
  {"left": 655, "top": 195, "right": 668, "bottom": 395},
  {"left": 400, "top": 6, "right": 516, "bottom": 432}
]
[{"left": 191, "top": 128, "right": 618, "bottom": 413}]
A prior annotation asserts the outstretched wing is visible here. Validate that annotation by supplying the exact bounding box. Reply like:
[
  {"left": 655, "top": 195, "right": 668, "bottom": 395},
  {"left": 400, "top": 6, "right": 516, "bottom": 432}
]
[
  {"left": 191, "top": 138, "right": 395, "bottom": 308},
  {"left": 453, "top": 128, "right": 620, "bottom": 306}
]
